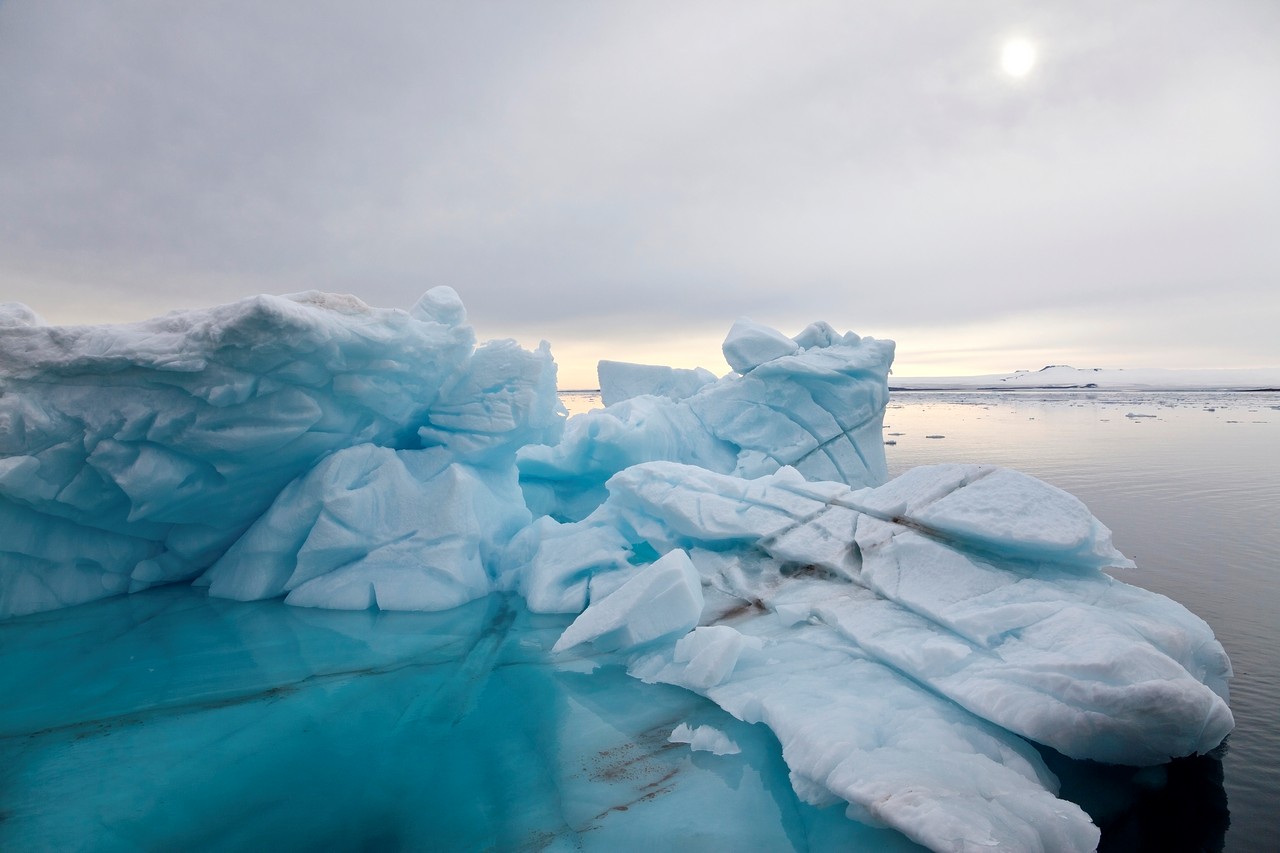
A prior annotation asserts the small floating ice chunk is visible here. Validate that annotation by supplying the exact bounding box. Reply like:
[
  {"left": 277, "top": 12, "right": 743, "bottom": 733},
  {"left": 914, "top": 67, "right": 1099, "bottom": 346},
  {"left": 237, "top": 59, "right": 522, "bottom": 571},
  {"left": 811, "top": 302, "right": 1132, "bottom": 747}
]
[{"left": 669, "top": 722, "right": 741, "bottom": 755}]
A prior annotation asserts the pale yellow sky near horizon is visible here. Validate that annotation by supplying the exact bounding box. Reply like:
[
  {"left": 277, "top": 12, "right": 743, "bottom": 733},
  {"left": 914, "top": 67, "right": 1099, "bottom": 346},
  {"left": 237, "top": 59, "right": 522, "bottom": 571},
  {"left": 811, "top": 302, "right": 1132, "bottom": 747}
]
[
  {"left": 492, "top": 303, "right": 1280, "bottom": 390},
  {"left": 499, "top": 320, "right": 1275, "bottom": 391}
]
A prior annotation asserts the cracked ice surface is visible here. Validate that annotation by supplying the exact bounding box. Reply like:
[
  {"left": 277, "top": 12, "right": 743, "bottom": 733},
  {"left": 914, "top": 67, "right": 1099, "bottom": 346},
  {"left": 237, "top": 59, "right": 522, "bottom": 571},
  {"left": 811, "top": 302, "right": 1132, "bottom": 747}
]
[
  {"left": 0, "top": 291, "right": 1235, "bottom": 852},
  {"left": 538, "top": 462, "right": 1232, "bottom": 850}
]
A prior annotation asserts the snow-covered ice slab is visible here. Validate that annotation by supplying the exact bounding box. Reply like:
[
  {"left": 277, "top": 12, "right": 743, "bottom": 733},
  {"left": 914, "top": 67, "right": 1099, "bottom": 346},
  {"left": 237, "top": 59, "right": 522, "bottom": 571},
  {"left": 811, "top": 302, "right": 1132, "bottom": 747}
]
[
  {"left": 530, "top": 460, "right": 1233, "bottom": 849},
  {"left": 634, "top": 619, "right": 1099, "bottom": 853},
  {"left": 544, "top": 462, "right": 1232, "bottom": 762}
]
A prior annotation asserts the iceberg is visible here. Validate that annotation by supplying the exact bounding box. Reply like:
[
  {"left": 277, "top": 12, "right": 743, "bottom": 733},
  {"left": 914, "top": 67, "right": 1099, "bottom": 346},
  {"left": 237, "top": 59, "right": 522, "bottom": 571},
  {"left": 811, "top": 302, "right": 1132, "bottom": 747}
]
[
  {"left": 0, "top": 289, "right": 561, "bottom": 618},
  {"left": 0, "top": 290, "right": 1234, "bottom": 852},
  {"left": 518, "top": 319, "right": 894, "bottom": 520}
]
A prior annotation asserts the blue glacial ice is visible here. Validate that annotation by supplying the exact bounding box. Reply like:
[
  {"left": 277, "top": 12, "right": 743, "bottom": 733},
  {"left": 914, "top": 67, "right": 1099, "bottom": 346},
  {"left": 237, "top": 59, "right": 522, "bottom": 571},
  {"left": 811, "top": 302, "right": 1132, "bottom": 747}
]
[
  {"left": 596, "top": 359, "right": 717, "bottom": 406},
  {"left": 0, "top": 289, "right": 560, "bottom": 617},
  {"left": 518, "top": 318, "right": 893, "bottom": 520},
  {"left": 0, "top": 291, "right": 1234, "bottom": 852}
]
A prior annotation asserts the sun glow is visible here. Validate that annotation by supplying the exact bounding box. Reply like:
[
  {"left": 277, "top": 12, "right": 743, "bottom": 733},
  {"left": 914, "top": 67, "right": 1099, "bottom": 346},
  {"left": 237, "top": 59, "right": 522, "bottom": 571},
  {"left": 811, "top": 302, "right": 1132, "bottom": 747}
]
[{"left": 1000, "top": 37, "right": 1037, "bottom": 78}]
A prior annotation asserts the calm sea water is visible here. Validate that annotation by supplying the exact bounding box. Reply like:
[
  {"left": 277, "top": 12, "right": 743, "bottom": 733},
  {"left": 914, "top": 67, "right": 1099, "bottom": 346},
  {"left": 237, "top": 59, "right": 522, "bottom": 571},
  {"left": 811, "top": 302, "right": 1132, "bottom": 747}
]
[{"left": 1, "top": 390, "right": 1273, "bottom": 851}]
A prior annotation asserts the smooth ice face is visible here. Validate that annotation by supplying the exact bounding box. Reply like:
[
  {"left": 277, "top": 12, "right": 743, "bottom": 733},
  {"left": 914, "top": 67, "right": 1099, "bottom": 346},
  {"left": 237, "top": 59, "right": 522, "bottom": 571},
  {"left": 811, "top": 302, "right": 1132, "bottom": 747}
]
[
  {"left": 596, "top": 360, "right": 718, "bottom": 407},
  {"left": 0, "top": 289, "right": 562, "bottom": 618},
  {"left": 518, "top": 319, "right": 894, "bottom": 520}
]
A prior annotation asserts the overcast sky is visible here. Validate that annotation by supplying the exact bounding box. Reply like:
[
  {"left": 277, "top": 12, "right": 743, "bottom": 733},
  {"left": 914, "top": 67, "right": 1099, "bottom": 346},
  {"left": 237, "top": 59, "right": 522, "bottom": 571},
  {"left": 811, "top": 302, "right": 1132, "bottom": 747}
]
[{"left": 1, "top": 1, "right": 1277, "bottom": 388}]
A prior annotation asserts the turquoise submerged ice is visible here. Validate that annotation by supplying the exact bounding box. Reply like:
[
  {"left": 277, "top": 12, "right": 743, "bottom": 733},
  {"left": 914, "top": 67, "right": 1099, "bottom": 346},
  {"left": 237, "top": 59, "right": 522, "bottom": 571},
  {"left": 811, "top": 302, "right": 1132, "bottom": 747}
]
[{"left": 0, "top": 292, "right": 1234, "bottom": 852}]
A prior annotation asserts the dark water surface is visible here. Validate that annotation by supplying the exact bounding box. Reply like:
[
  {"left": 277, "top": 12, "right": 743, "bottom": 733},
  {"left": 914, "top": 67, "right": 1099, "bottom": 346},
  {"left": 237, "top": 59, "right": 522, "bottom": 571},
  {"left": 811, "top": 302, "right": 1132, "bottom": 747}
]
[{"left": 884, "top": 390, "right": 1280, "bottom": 853}]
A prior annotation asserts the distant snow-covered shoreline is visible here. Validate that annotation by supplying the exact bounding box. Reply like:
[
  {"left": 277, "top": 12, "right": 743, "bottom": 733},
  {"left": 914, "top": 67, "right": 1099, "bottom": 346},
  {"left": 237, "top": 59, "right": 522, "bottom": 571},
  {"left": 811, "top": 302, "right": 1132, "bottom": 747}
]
[{"left": 889, "top": 365, "right": 1280, "bottom": 391}]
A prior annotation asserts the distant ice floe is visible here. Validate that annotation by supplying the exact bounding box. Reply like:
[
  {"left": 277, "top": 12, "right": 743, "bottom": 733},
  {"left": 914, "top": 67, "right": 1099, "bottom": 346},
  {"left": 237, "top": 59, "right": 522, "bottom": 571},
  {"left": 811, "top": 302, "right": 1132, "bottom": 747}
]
[
  {"left": 891, "top": 363, "right": 1280, "bottom": 391},
  {"left": 0, "top": 292, "right": 1236, "bottom": 853}
]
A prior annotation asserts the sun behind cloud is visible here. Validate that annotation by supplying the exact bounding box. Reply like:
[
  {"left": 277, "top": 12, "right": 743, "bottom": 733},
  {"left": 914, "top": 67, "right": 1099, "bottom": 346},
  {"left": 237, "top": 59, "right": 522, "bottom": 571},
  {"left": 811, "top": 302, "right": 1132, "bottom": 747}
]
[{"left": 1001, "top": 37, "right": 1037, "bottom": 78}]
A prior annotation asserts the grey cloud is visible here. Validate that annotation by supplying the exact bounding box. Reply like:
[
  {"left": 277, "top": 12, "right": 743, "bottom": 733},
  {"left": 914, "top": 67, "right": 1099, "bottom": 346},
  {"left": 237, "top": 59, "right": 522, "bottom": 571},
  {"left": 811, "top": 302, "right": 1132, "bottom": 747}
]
[{"left": 0, "top": 0, "right": 1276, "bottom": 370}]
